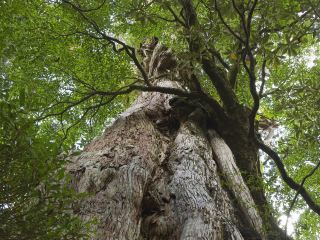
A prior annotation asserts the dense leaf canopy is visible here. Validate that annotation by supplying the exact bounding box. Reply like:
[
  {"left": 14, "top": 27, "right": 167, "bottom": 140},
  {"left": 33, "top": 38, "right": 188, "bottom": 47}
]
[{"left": 0, "top": 0, "right": 319, "bottom": 239}]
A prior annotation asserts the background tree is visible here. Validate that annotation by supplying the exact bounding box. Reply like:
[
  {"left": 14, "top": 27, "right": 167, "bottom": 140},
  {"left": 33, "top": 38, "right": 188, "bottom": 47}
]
[{"left": 1, "top": 0, "right": 320, "bottom": 239}]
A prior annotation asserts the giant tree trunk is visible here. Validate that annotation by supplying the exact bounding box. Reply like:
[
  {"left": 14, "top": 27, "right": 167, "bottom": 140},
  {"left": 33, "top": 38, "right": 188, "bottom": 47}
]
[{"left": 68, "top": 44, "right": 285, "bottom": 239}]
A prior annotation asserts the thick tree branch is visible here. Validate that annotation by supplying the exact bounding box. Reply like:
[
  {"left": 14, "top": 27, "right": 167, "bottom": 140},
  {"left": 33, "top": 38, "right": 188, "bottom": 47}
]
[
  {"left": 234, "top": 0, "right": 320, "bottom": 216},
  {"left": 285, "top": 159, "right": 320, "bottom": 235},
  {"left": 202, "top": 59, "right": 239, "bottom": 111},
  {"left": 208, "top": 48, "right": 230, "bottom": 70},
  {"left": 259, "top": 58, "right": 267, "bottom": 97},
  {"left": 178, "top": 0, "right": 197, "bottom": 27},
  {"left": 229, "top": 61, "right": 240, "bottom": 89},
  {"left": 179, "top": 0, "right": 239, "bottom": 112},
  {"left": 37, "top": 80, "right": 226, "bottom": 124},
  {"left": 247, "top": 0, "right": 258, "bottom": 35},
  {"left": 257, "top": 140, "right": 320, "bottom": 215}
]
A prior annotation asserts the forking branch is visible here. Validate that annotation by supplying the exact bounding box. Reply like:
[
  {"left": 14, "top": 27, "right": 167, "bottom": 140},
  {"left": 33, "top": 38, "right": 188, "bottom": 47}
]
[{"left": 231, "top": 0, "right": 320, "bottom": 215}]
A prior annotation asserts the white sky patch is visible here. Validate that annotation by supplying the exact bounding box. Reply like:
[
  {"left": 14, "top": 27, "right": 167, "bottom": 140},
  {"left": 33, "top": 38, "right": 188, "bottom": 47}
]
[
  {"left": 279, "top": 209, "right": 304, "bottom": 236},
  {"left": 304, "top": 47, "right": 317, "bottom": 68}
]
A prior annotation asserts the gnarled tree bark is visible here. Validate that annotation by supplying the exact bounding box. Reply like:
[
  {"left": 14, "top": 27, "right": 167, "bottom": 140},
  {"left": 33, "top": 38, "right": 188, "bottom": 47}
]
[{"left": 68, "top": 42, "right": 286, "bottom": 240}]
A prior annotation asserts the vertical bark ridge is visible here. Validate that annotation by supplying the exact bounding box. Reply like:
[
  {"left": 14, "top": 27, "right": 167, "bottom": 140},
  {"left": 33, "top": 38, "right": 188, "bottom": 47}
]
[
  {"left": 68, "top": 110, "right": 167, "bottom": 239},
  {"left": 68, "top": 81, "right": 177, "bottom": 239},
  {"left": 68, "top": 43, "right": 269, "bottom": 240},
  {"left": 166, "top": 120, "right": 244, "bottom": 239},
  {"left": 209, "top": 129, "right": 265, "bottom": 238}
]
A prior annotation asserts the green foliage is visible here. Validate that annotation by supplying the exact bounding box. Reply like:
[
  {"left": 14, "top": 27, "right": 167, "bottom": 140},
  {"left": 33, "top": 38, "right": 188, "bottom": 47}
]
[
  {"left": 295, "top": 210, "right": 320, "bottom": 239},
  {"left": 0, "top": 99, "right": 94, "bottom": 239},
  {"left": 1, "top": 0, "right": 320, "bottom": 239}
]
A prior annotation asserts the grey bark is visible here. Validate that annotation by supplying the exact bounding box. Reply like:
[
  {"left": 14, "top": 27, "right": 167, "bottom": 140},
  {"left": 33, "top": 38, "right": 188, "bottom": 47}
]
[{"left": 68, "top": 44, "right": 267, "bottom": 239}]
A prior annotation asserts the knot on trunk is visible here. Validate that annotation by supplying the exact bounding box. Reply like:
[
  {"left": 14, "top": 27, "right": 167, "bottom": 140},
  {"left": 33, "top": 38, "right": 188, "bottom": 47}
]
[
  {"left": 140, "top": 38, "right": 177, "bottom": 79},
  {"left": 139, "top": 38, "right": 202, "bottom": 91}
]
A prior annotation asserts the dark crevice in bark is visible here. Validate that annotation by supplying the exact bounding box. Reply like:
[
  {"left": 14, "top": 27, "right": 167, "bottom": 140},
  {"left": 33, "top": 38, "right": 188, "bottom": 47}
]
[
  {"left": 141, "top": 101, "right": 265, "bottom": 239},
  {"left": 140, "top": 180, "right": 177, "bottom": 239},
  {"left": 146, "top": 109, "right": 181, "bottom": 138},
  {"left": 67, "top": 39, "right": 292, "bottom": 239},
  {"left": 176, "top": 3, "right": 274, "bottom": 229}
]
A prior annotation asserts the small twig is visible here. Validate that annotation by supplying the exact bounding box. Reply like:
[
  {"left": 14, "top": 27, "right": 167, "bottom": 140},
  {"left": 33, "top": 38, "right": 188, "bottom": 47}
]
[
  {"left": 62, "top": 0, "right": 150, "bottom": 86},
  {"left": 71, "top": 0, "right": 107, "bottom": 12},
  {"left": 37, "top": 92, "right": 97, "bottom": 121},
  {"left": 59, "top": 68, "right": 97, "bottom": 91},
  {"left": 58, "top": 107, "right": 91, "bottom": 149},
  {"left": 167, "top": 5, "right": 187, "bottom": 27},
  {"left": 213, "top": 0, "right": 245, "bottom": 44}
]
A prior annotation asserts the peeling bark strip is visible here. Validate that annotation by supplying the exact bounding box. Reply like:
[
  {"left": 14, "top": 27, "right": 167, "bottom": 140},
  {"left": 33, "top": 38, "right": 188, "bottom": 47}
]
[
  {"left": 68, "top": 43, "right": 269, "bottom": 239},
  {"left": 68, "top": 91, "right": 260, "bottom": 239},
  {"left": 156, "top": 118, "right": 244, "bottom": 240},
  {"left": 209, "top": 130, "right": 264, "bottom": 237}
]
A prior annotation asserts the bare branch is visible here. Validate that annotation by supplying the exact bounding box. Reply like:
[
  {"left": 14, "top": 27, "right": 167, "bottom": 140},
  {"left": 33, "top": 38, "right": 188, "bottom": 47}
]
[{"left": 247, "top": 0, "right": 258, "bottom": 34}]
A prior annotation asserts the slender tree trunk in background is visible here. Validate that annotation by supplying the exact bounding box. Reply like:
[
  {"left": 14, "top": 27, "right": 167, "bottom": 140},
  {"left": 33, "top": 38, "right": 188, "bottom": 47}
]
[{"left": 68, "top": 44, "right": 287, "bottom": 240}]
